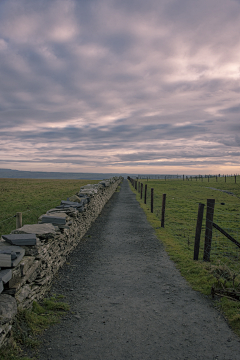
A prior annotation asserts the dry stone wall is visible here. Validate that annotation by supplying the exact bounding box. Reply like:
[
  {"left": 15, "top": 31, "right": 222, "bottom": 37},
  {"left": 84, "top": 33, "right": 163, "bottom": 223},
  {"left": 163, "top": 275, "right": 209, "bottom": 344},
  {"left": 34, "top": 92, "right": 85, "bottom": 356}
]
[{"left": 0, "top": 176, "right": 123, "bottom": 347}]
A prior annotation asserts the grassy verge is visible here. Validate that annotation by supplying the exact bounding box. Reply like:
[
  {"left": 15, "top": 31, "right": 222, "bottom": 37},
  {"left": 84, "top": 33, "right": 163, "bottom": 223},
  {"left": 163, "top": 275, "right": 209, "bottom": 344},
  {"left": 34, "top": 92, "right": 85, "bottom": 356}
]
[
  {"left": 0, "top": 295, "right": 69, "bottom": 360},
  {"left": 0, "top": 178, "right": 97, "bottom": 237},
  {"left": 129, "top": 176, "right": 240, "bottom": 336}
]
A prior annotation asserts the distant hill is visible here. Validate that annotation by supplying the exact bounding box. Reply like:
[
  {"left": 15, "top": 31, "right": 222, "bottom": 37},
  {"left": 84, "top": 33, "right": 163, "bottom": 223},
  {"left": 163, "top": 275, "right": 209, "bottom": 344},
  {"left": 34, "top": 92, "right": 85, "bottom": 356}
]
[{"left": 0, "top": 168, "right": 130, "bottom": 180}]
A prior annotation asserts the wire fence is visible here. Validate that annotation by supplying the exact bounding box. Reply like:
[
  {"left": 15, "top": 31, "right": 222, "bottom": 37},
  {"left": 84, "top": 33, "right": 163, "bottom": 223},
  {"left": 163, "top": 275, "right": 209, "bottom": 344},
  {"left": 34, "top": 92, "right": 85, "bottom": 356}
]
[
  {"left": 0, "top": 199, "right": 61, "bottom": 237},
  {"left": 210, "top": 204, "right": 240, "bottom": 272},
  {"left": 128, "top": 177, "right": 240, "bottom": 271},
  {"left": 136, "top": 174, "right": 239, "bottom": 183}
]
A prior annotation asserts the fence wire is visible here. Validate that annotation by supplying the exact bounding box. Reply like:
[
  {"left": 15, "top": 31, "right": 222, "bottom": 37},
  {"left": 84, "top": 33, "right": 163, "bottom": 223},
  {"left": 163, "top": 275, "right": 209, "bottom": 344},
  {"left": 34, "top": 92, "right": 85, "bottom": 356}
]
[
  {"left": 0, "top": 198, "right": 61, "bottom": 237},
  {"left": 210, "top": 203, "right": 240, "bottom": 272}
]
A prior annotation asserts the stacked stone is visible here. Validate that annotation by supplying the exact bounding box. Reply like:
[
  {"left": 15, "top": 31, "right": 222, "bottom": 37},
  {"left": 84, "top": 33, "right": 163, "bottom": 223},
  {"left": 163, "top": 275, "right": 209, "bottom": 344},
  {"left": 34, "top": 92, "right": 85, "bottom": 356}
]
[{"left": 0, "top": 176, "right": 123, "bottom": 347}]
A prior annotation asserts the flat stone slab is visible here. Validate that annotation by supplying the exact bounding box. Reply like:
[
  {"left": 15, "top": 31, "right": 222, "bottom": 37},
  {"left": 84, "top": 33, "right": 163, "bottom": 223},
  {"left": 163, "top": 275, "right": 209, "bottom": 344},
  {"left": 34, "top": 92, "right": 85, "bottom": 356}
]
[
  {"left": 0, "top": 243, "right": 25, "bottom": 268},
  {"left": 11, "top": 223, "right": 57, "bottom": 236},
  {"left": 99, "top": 180, "right": 110, "bottom": 187},
  {"left": 67, "top": 195, "right": 82, "bottom": 203},
  {"left": 80, "top": 184, "right": 99, "bottom": 189},
  {"left": 80, "top": 189, "right": 98, "bottom": 194},
  {"left": 44, "top": 212, "right": 67, "bottom": 219},
  {"left": 0, "top": 281, "right": 3, "bottom": 294},
  {"left": 76, "top": 196, "right": 89, "bottom": 205},
  {"left": 2, "top": 234, "right": 36, "bottom": 246},
  {"left": 41, "top": 215, "right": 66, "bottom": 225},
  {"left": 60, "top": 200, "right": 84, "bottom": 208},
  {"left": 56, "top": 200, "right": 85, "bottom": 211},
  {"left": 0, "top": 269, "right": 12, "bottom": 283},
  {"left": 0, "top": 269, "right": 12, "bottom": 284}
]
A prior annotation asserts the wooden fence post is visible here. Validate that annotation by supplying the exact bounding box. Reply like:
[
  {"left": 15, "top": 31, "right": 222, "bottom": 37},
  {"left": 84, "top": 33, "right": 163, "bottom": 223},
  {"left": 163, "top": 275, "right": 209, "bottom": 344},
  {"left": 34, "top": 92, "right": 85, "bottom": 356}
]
[
  {"left": 161, "top": 194, "right": 166, "bottom": 228},
  {"left": 16, "top": 212, "right": 22, "bottom": 229},
  {"left": 151, "top": 188, "right": 154, "bottom": 213},
  {"left": 235, "top": 175, "right": 236, "bottom": 183},
  {"left": 144, "top": 184, "right": 147, "bottom": 204},
  {"left": 193, "top": 203, "right": 205, "bottom": 260},
  {"left": 203, "top": 199, "right": 215, "bottom": 261},
  {"left": 140, "top": 183, "right": 143, "bottom": 199}
]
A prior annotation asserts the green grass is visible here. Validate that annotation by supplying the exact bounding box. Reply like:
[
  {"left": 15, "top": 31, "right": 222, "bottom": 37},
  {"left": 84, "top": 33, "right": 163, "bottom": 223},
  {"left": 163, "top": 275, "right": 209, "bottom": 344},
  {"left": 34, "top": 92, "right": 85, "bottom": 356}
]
[
  {"left": 129, "top": 176, "right": 240, "bottom": 335},
  {"left": 0, "top": 178, "right": 97, "bottom": 237},
  {"left": 0, "top": 295, "right": 69, "bottom": 360}
]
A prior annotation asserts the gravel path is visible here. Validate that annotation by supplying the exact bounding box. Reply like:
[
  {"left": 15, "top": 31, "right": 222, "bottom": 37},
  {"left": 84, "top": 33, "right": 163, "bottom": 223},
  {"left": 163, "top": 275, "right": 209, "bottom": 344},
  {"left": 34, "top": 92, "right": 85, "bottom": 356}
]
[{"left": 37, "top": 179, "right": 240, "bottom": 360}]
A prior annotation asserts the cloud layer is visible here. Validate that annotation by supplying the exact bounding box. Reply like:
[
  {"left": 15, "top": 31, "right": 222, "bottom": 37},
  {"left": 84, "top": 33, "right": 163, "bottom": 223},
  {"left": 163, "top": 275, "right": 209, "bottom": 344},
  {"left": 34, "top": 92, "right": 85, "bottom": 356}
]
[{"left": 0, "top": 0, "right": 240, "bottom": 174}]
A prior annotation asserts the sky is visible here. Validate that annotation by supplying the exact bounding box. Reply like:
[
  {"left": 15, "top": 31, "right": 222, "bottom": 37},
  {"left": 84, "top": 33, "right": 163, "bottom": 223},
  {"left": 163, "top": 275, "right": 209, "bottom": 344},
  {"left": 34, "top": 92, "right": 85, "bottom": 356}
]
[{"left": 0, "top": 0, "right": 240, "bottom": 175}]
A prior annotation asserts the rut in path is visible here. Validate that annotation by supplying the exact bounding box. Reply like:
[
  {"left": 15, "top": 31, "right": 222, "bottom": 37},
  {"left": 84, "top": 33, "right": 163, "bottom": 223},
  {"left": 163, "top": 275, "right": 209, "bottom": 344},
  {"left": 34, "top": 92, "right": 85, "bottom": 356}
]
[{"left": 37, "top": 179, "right": 240, "bottom": 360}]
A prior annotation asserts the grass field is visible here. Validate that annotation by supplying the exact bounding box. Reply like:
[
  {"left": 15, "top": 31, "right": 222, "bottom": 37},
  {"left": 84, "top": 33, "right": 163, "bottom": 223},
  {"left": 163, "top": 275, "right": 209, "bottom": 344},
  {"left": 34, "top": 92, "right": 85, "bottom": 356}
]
[
  {"left": 129, "top": 175, "right": 240, "bottom": 335},
  {"left": 0, "top": 178, "right": 97, "bottom": 237}
]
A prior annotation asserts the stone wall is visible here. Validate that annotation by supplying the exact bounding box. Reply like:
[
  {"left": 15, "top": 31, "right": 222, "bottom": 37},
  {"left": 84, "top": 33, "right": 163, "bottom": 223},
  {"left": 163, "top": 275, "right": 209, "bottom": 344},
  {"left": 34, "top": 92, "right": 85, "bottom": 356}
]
[{"left": 0, "top": 177, "right": 123, "bottom": 347}]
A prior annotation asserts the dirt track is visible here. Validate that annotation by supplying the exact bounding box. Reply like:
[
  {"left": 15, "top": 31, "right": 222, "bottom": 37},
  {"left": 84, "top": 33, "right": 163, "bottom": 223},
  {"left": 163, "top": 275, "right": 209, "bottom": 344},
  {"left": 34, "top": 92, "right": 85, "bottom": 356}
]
[{"left": 37, "top": 179, "right": 240, "bottom": 360}]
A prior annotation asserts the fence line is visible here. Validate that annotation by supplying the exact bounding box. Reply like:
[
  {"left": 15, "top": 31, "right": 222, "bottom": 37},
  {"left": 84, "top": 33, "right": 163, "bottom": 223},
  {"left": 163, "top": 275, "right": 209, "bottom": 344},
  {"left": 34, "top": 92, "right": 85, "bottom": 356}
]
[
  {"left": 135, "top": 174, "right": 239, "bottom": 183},
  {"left": 0, "top": 198, "right": 62, "bottom": 236},
  {"left": 128, "top": 176, "right": 240, "bottom": 271}
]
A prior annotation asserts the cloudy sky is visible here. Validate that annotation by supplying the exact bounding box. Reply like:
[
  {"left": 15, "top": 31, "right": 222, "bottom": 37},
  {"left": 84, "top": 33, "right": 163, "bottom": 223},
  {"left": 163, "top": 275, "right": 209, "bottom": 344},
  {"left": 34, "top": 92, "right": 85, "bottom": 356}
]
[{"left": 0, "top": 0, "right": 240, "bottom": 175}]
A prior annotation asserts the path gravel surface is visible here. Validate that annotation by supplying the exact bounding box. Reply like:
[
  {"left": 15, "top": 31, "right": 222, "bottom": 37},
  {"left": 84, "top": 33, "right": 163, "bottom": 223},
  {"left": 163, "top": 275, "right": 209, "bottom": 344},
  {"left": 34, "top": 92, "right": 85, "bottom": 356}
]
[{"left": 37, "top": 179, "right": 240, "bottom": 360}]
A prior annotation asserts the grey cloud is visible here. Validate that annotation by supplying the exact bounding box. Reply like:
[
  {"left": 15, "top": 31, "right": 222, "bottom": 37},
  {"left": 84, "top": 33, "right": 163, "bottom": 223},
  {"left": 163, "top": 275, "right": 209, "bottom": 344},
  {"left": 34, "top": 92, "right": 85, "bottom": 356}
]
[
  {"left": 0, "top": 120, "right": 208, "bottom": 145},
  {"left": 108, "top": 158, "right": 240, "bottom": 168},
  {"left": 1, "top": 0, "right": 240, "bottom": 173},
  {"left": 220, "top": 105, "right": 240, "bottom": 114}
]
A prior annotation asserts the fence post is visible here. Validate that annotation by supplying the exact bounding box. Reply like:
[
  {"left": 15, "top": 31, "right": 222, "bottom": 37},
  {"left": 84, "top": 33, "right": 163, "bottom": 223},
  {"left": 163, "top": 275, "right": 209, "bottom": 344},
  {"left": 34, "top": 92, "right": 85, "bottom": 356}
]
[
  {"left": 140, "top": 183, "right": 143, "bottom": 199},
  {"left": 203, "top": 199, "right": 215, "bottom": 261},
  {"left": 225, "top": 175, "right": 226, "bottom": 183},
  {"left": 161, "top": 194, "right": 166, "bottom": 228},
  {"left": 151, "top": 188, "right": 154, "bottom": 213},
  {"left": 16, "top": 212, "right": 22, "bottom": 229},
  {"left": 235, "top": 175, "right": 236, "bottom": 184},
  {"left": 144, "top": 184, "right": 147, "bottom": 204},
  {"left": 193, "top": 203, "right": 205, "bottom": 260},
  {"left": 183, "top": 175, "right": 184, "bottom": 181}
]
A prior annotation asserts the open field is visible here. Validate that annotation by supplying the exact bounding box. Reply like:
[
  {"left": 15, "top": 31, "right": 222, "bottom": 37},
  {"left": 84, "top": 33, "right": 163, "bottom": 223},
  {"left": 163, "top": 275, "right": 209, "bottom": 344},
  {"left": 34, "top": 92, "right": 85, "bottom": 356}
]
[
  {"left": 0, "top": 178, "right": 97, "bottom": 237},
  {"left": 129, "top": 176, "right": 240, "bottom": 335}
]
